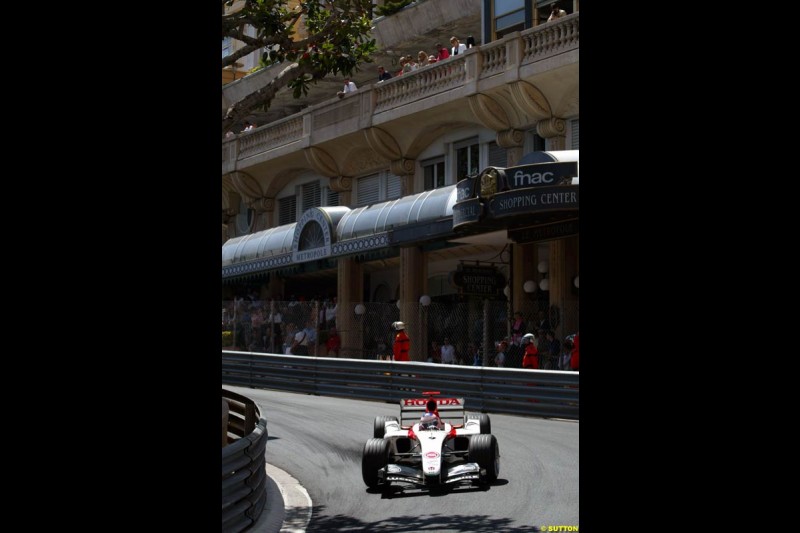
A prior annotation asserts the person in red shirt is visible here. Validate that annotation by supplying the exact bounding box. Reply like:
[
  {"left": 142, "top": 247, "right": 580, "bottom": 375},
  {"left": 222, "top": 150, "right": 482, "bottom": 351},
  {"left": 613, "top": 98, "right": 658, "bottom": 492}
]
[
  {"left": 521, "top": 333, "right": 539, "bottom": 369},
  {"left": 435, "top": 43, "right": 450, "bottom": 61},
  {"left": 325, "top": 326, "right": 341, "bottom": 357},
  {"left": 570, "top": 332, "right": 579, "bottom": 371},
  {"left": 392, "top": 321, "right": 410, "bottom": 361}
]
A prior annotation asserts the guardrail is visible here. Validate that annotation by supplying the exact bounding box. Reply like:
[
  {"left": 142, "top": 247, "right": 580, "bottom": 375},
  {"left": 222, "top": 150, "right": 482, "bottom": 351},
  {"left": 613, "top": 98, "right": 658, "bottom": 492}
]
[
  {"left": 222, "top": 351, "right": 579, "bottom": 419},
  {"left": 222, "top": 389, "right": 269, "bottom": 533}
]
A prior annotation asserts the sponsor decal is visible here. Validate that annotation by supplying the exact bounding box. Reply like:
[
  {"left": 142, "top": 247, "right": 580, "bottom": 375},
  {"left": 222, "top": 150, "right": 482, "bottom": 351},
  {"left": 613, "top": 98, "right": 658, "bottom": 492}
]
[
  {"left": 403, "top": 398, "right": 462, "bottom": 406},
  {"left": 426, "top": 451, "right": 440, "bottom": 458}
]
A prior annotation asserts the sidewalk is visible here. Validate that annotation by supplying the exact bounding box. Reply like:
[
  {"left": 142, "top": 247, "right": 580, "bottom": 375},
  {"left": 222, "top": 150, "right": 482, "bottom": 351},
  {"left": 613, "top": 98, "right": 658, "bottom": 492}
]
[{"left": 246, "top": 463, "right": 312, "bottom": 533}]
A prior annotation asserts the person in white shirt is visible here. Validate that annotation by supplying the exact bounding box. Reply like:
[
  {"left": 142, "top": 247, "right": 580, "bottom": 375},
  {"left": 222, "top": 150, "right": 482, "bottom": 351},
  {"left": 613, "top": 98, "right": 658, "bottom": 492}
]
[
  {"left": 338, "top": 77, "right": 358, "bottom": 98},
  {"left": 449, "top": 36, "right": 467, "bottom": 56},
  {"left": 440, "top": 337, "right": 456, "bottom": 364},
  {"left": 548, "top": 3, "right": 567, "bottom": 21}
]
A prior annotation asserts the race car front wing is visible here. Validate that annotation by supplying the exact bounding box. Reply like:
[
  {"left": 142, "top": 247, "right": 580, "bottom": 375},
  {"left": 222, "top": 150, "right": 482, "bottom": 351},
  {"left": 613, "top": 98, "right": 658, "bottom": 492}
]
[{"left": 378, "top": 463, "right": 484, "bottom": 486}]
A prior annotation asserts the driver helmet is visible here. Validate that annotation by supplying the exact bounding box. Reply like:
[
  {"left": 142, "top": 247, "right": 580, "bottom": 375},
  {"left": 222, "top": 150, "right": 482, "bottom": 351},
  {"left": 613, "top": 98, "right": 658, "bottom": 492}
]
[
  {"left": 522, "top": 333, "right": 535, "bottom": 343},
  {"left": 392, "top": 321, "right": 406, "bottom": 331}
]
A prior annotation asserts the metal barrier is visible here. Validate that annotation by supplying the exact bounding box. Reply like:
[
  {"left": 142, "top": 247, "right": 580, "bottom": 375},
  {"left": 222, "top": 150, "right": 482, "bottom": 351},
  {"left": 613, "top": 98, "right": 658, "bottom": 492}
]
[
  {"left": 222, "top": 389, "right": 268, "bottom": 533},
  {"left": 222, "top": 352, "right": 579, "bottom": 419}
]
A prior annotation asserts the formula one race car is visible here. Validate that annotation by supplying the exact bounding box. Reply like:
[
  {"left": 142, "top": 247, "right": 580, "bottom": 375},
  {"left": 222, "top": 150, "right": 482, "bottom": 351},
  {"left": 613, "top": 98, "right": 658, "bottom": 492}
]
[{"left": 362, "top": 392, "right": 499, "bottom": 489}]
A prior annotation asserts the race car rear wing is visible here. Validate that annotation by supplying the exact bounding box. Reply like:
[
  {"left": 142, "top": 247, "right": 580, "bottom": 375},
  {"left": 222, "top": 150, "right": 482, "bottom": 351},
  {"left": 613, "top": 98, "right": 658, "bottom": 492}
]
[{"left": 399, "top": 397, "right": 465, "bottom": 427}]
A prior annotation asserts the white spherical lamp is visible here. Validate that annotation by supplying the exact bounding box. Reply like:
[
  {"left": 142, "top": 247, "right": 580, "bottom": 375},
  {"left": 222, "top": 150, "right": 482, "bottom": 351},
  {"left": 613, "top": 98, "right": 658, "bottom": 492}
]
[
  {"left": 523, "top": 280, "right": 537, "bottom": 293},
  {"left": 537, "top": 260, "right": 549, "bottom": 274},
  {"left": 539, "top": 278, "right": 550, "bottom": 291},
  {"left": 574, "top": 276, "right": 579, "bottom": 289},
  {"left": 396, "top": 300, "right": 401, "bottom": 309},
  {"left": 503, "top": 285, "right": 511, "bottom": 298},
  {"left": 419, "top": 294, "right": 431, "bottom": 306},
  {"left": 354, "top": 303, "right": 366, "bottom": 315}
]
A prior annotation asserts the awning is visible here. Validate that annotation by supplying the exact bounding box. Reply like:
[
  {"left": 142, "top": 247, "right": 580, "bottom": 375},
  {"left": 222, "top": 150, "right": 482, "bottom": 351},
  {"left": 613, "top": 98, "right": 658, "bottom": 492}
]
[
  {"left": 222, "top": 223, "right": 296, "bottom": 266},
  {"left": 336, "top": 185, "right": 458, "bottom": 240}
]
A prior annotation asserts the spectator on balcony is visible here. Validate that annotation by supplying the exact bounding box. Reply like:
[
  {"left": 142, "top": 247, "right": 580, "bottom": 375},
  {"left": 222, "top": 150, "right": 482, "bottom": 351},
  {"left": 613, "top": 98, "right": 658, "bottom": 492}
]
[
  {"left": 466, "top": 35, "right": 476, "bottom": 49},
  {"left": 337, "top": 77, "right": 357, "bottom": 98},
  {"left": 450, "top": 36, "right": 467, "bottom": 56},
  {"left": 417, "top": 51, "right": 429, "bottom": 65},
  {"left": 377, "top": 65, "right": 392, "bottom": 82},
  {"left": 427, "top": 54, "right": 439, "bottom": 65},
  {"left": 435, "top": 43, "right": 450, "bottom": 61},
  {"left": 395, "top": 57, "right": 407, "bottom": 77},
  {"left": 548, "top": 3, "right": 567, "bottom": 21},
  {"left": 402, "top": 57, "right": 418, "bottom": 73},
  {"left": 243, "top": 121, "right": 255, "bottom": 132}
]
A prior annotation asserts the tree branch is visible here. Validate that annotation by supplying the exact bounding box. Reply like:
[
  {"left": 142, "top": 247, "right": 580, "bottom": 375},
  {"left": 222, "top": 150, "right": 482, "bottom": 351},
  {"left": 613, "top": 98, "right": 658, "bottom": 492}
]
[{"left": 222, "top": 62, "right": 317, "bottom": 133}]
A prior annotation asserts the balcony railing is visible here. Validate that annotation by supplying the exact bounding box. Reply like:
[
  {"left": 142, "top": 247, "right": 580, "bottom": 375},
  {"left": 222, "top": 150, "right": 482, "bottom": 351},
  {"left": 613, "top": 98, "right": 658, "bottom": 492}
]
[{"left": 221, "top": 13, "right": 578, "bottom": 173}]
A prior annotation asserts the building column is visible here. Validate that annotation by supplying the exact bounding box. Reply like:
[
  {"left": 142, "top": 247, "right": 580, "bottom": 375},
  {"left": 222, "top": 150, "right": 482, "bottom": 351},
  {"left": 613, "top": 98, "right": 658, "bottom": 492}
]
[
  {"left": 399, "top": 246, "right": 426, "bottom": 361},
  {"left": 338, "top": 257, "right": 364, "bottom": 357},
  {"left": 548, "top": 239, "right": 567, "bottom": 339},
  {"left": 563, "top": 235, "right": 579, "bottom": 335},
  {"left": 537, "top": 117, "right": 567, "bottom": 151}
]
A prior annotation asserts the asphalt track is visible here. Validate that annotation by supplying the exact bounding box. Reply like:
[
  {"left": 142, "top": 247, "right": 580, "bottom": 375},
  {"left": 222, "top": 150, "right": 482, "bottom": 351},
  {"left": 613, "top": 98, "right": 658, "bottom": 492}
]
[{"left": 226, "top": 386, "right": 579, "bottom": 533}]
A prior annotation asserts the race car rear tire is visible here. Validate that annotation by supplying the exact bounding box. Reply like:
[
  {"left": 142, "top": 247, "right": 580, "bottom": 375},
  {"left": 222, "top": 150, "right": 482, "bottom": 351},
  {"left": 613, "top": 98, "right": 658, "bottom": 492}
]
[
  {"left": 362, "top": 438, "right": 390, "bottom": 488},
  {"left": 465, "top": 413, "right": 491, "bottom": 434},
  {"left": 373, "top": 415, "right": 398, "bottom": 438},
  {"left": 469, "top": 434, "right": 499, "bottom": 483}
]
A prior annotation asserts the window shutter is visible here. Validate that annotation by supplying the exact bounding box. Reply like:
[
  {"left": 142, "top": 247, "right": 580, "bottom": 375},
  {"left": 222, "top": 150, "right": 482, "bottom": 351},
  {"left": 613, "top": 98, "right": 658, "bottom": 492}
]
[
  {"left": 301, "top": 181, "right": 321, "bottom": 211},
  {"left": 386, "top": 173, "right": 402, "bottom": 200},
  {"left": 279, "top": 196, "right": 297, "bottom": 225},
  {"left": 357, "top": 175, "right": 380, "bottom": 206},
  {"left": 488, "top": 141, "right": 507, "bottom": 167},
  {"left": 326, "top": 187, "right": 339, "bottom": 207},
  {"left": 570, "top": 118, "right": 579, "bottom": 149}
]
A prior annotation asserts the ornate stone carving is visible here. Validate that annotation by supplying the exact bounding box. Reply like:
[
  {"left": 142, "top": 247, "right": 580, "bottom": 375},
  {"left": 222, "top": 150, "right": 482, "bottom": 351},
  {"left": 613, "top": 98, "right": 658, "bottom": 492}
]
[
  {"left": 536, "top": 117, "right": 566, "bottom": 138},
  {"left": 467, "top": 93, "right": 510, "bottom": 131},
  {"left": 221, "top": 174, "right": 239, "bottom": 214},
  {"left": 248, "top": 197, "right": 274, "bottom": 213},
  {"left": 364, "top": 127, "right": 402, "bottom": 161},
  {"left": 390, "top": 158, "right": 415, "bottom": 176},
  {"left": 509, "top": 81, "right": 551, "bottom": 121},
  {"left": 230, "top": 171, "right": 264, "bottom": 201},
  {"left": 341, "top": 148, "right": 387, "bottom": 175},
  {"left": 304, "top": 146, "right": 339, "bottom": 177},
  {"left": 329, "top": 176, "right": 353, "bottom": 192},
  {"left": 496, "top": 129, "right": 524, "bottom": 148}
]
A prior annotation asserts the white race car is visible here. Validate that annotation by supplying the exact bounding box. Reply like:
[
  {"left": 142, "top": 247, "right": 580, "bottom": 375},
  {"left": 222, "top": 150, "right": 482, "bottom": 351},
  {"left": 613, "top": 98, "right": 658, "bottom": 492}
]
[{"left": 362, "top": 392, "right": 500, "bottom": 489}]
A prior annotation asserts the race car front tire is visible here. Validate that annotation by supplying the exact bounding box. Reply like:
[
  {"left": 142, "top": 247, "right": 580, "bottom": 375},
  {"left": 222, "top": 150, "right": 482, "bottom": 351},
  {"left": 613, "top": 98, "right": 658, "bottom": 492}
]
[
  {"left": 465, "top": 413, "right": 492, "bottom": 434},
  {"left": 362, "top": 438, "right": 390, "bottom": 488},
  {"left": 373, "top": 415, "right": 398, "bottom": 438},
  {"left": 469, "top": 434, "right": 499, "bottom": 483}
]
